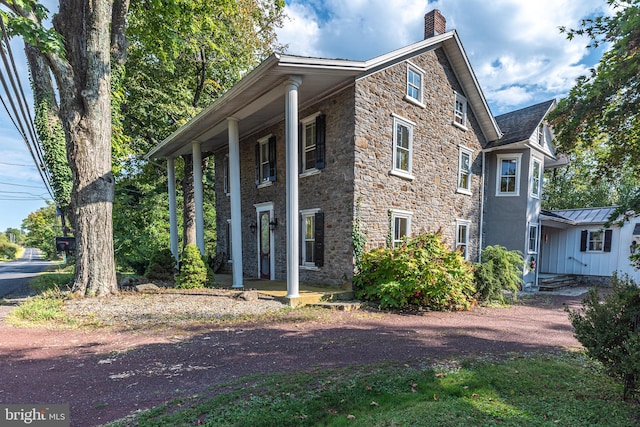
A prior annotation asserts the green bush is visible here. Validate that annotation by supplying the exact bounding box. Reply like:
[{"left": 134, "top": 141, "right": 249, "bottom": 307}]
[
  {"left": 474, "top": 245, "right": 524, "bottom": 303},
  {"left": 0, "top": 241, "right": 19, "bottom": 260},
  {"left": 353, "top": 232, "right": 475, "bottom": 311},
  {"left": 144, "top": 248, "right": 177, "bottom": 282},
  {"left": 566, "top": 273, "right": 640, "bottom": 400},
  {"left": 175, "top": 244, "right": 209, "bottom": 289}
]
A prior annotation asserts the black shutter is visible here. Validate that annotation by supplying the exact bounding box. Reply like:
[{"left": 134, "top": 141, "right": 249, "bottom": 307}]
[
  {"left": 314, "top": 212, "right": 324, "bottom": 267},
  {"left": 255, "top": 142, "right": 260, "bottom": 185},
  {"left": 604, "top": 229, "right": 613, "bottom": 252},
  {"left": 298, "top": 123, "right": 303, "bottom": 172},
  {"left": 315, "top": 114, "right": 326, "bottom": 169},
  {"left": 268, "top": 136, "right": 277, "bottom": 182},
  {"left": 580, "top": 230, "right": 587, "bottom": 252}
]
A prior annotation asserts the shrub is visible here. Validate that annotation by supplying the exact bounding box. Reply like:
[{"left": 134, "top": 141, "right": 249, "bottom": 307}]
[
  {"left": 474, "top": 245, "right": 524, "bottom": 303},
  {"left": 175, "top": 244, "right": 209, "bottom": 289},
  {"left": 0, "top": 241, "right": 19, "bottom": 260},
  {"left": 353, "top": 232, "right": 475, "bottom": 311},
  {"left": 566, "top": 273, "right": 640, "bottom": 400},
  {"left": 144, "top": 248, "right": 177, "bottom": 282}
]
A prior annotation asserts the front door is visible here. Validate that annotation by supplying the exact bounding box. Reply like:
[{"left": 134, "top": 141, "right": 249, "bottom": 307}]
[
  {"left": 255, "top": 202, "right": 274, "bottom": 280},
  {"left": 259, "top": 210, "right": 271, "bottom": 279}
]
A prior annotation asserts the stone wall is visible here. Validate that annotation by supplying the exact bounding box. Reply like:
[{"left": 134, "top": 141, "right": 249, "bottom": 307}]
[
  {"left": 214, "top": 87, "right": 356, "bottom": 286},
  {"left": 353, "top": 47, "right": 486, "bottom": 261}
]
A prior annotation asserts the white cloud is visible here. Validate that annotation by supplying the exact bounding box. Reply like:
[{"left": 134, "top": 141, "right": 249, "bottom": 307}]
[{"left": 277, "top": 0, "right": 610, "bottom": 113}]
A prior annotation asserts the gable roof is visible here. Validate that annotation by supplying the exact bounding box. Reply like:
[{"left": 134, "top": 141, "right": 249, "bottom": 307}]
[
  {"left": 487, "top": 99, "right": 556, "bottom": 149},
  {"left": 147, "top": 30, "right": 501, "bottom": 159}
]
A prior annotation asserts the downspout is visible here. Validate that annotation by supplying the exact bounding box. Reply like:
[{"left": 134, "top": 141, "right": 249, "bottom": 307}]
[{"left": 479, "top": 150, "right": 486, "bottom": 260}]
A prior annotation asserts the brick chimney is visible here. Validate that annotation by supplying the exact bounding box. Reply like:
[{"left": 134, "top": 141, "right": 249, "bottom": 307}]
[{"left": 424, "top": 9, "right": 446, "bottom": 38}]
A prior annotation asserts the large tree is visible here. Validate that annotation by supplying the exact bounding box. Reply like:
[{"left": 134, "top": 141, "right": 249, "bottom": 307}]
[
  {"left": 1, "top": 0, "right": 129, "bottom": 296},
  {"left": 550, "top": 0, "right": 640, "bottom": 176}
]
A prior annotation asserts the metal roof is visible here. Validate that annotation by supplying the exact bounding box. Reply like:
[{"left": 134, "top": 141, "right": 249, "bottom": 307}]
[{"left": 547, "top": 207, "right": 617, "bottom": 225}]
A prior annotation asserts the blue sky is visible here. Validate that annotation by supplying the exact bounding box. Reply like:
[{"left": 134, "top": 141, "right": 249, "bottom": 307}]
[{"left": 0, "top": 0, "right": 609, "bottom": 231}]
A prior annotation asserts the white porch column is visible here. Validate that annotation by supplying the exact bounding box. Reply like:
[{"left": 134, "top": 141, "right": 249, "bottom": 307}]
[
  {"left": 285, "top": 76, "right": 302, "bottom": 298},
  {"left": 167, "top": 157, "right": 179, "bottom": 264},
  {"left": 228, "top": 118, "right": 244, "bottom": 288},
  {"left": 192, "top": 141, "right": 205, "bottom": 255}
]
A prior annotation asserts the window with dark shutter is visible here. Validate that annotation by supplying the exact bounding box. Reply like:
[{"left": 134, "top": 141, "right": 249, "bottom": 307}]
[
  {"left": 315, "top": 114, "right": 326, "bottom": 169},
  {"left": 254, "top": 142, "right": 260, "bottom": 185},
  {"left": 604, "top": 229, "right": 613, "bottom": 252},
  {"left": 580, "top": 230, "right": 587, "bottom": 252},
  {"left": 314, "top": 212, "right": 324, "bottom": 267},
  {"left": 268, "top": 136, "right": 276, "bottom": 181}
]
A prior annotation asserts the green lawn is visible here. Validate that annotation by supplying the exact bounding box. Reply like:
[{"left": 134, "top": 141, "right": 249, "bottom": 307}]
[{"left": 107, "top": 352, "right": 639, "bottom": 426}]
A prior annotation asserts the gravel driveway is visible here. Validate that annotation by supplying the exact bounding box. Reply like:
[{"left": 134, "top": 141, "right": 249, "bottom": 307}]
[{"left": 0, "top": 289, "right": 587, "bottom": 427}]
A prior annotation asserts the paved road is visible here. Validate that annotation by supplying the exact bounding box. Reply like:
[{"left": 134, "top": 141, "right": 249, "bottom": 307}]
[{"left": 0, "top": 248, "right": 54, "bottom": 298}]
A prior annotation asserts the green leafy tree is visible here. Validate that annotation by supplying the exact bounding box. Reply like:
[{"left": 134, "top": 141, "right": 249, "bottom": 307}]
[
  {"left": 550, "top": 0, "right": 640, "bottom": 177},
  {"left": 1, "top": 0, "right": 129, "bottom": 296},
  {"left": 21, "top": 202, "right": 59, "bottom": 259}
]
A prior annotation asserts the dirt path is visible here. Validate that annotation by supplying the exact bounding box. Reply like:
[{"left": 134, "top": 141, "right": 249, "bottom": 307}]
[{"left": 0, "top": 293, "right": 584, "bottom": 426}]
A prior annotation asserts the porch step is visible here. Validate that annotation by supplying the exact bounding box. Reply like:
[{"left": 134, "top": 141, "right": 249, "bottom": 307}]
[
  {"left": 308, "top": 301, "right": 362, "bottom": 311},
  {"left": 539, "top": 275, "right": 579, "bottom": 292},
  {"left": 263, "top": 289, "right": 354, "bottom": 308}
]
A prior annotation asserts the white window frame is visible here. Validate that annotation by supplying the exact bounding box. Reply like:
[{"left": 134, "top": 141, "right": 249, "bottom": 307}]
[
  {"left": 257, "top": 135, "right": 273, "bottom": 188},
  {"left": 587, "top": 230, "right": 605, "bottom": 252},
  {"left": 390, "top": 209, "right": 412, "bottom": 247},
  {"left": 457, "top": 146, "right": 473, "bottom": 195},
  {"left": 456, "top": 219, "right": 471, "bottom": 260},
  {"left": 530, "top": 156, "right": 542, "bottom": 198},
  {"left": 528, "top": 223, "right": 539, "bottom": 254},
  {"left": 538, "top": 123, "right": 546, "bottom": 146},
  {"left": 390, "top": 114, "right": 415, "bottom": 180},
  {"left": 300, "top": 112, "right": 321, "bottom": 176},
  {"left": 496, "top": 153, "right": 522, "bottom": 196},
  {"left": 404, "top": 62, "right": 425, "bottom": 108},
  {"left": 453, "top": 92, "right": 468, "bottom": 130},
  {"left": 300, "top": 208, "right": 321, "bottom": 269}
]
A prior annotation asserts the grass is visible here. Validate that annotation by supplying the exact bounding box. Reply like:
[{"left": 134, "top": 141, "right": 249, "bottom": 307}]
[
  {"left": 28, "top": 265, "right": 74, "bottom": 293},
  {"left": 105, "top": 352, "right": 639, "bottom": 426},
  {"left": 8, "top": 289, "right": 75, "bottom": 326}
]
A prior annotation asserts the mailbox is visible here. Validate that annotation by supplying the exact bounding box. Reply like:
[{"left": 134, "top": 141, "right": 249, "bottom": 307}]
[{"left": 55, "top": 236, "right": 76, "bottom": 253}]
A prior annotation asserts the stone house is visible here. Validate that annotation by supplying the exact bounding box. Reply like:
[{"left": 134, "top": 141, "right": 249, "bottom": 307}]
[{"left": 147, "top": 10, "right": 561, "bottom": 297}]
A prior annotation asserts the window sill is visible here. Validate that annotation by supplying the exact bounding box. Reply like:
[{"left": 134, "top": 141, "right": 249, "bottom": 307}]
[
  {"left": 456, "top": 188, "right": 472, "bottom": 196},
  {"left": 389, "top": 169, "right": 415, "bottom": 181},
  {"left": 530, "top": 193, "right": 541, "bottom": 200},
  {"left": 452, "top": 121, "right": 468, "bottom": 131},
  {"left": 257, "top": 181, "right": 273, "bottom": 189},
  {"left": 495, "top": 192, "right": 520, "bottom": 197},
  {"left": 300, "top": 168, "right": 321, "bottom": 178},
  {"left": 300, "top": 265, "right": 320, "bottom": 271},
  {"left": 403, "top": 95, "right": 426, "bottom": 109},
  {"left": 225, "top": 192, "right": 231, "bottom": 197}
]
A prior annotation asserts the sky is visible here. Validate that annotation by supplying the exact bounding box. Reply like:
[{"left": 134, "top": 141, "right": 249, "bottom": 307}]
[{"left": 0, "top": 0, "right": 610, "bottom": 232}]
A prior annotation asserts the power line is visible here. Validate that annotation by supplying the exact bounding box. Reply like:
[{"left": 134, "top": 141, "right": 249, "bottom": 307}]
[
  {"left": 0, "top": 19, "right": 55, "bottom": 201},
  {"left": 0, "top": 161, "right": 35, "bottom": 167},
  {"left": 0, "top": 180, "right": 47, "bottom": 188}
]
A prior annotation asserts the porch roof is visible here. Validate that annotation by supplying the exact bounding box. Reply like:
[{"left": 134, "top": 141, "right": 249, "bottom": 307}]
[
  {"left": 541, "top": 206, "right": 617, "bottom": 228},
  {"left": 146, "top": 30, "right": 501, "bottom": 160}
]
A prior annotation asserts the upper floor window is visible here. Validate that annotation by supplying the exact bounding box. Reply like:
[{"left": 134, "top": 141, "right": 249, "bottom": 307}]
[
  {"left": 453, "top": 92, "right": 468, "bottom": 129},
  {"left": 406, "top": 63, "right": 424, "bottom": 105},
  {"left": 300, "top": 113, "right": 326, "bottom": 175},
  {"left": 531, "top": 157, "right": 542, "bottom": 198},
  {"left": 391, "top": 114, "right": 414, "bottom": 179},
  {"left": 390, "top": 209, "right": 412, "bottom": 247},
  {"left": 255, "top": 135, "right": 276, "bottom": 186},
  {"left": 538, "top": 124, "right": 547, "bottom": 145},
  {"left": 457, "top": 147, "right": 472, "bottom": 194},
  {"left": 496, "top": 154, "right": 522, "bottom": 196},
  {"left": 456, "top": 220, "right": 470, "bottom": 259}
]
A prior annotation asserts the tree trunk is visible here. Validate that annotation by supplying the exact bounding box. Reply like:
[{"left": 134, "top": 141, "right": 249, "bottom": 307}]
[
  {"left": 182, "top": 154, "right": 196, "bottom": 248},
  {"left": 53, "top": 0, "right": 118, "bottom": 296}
]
